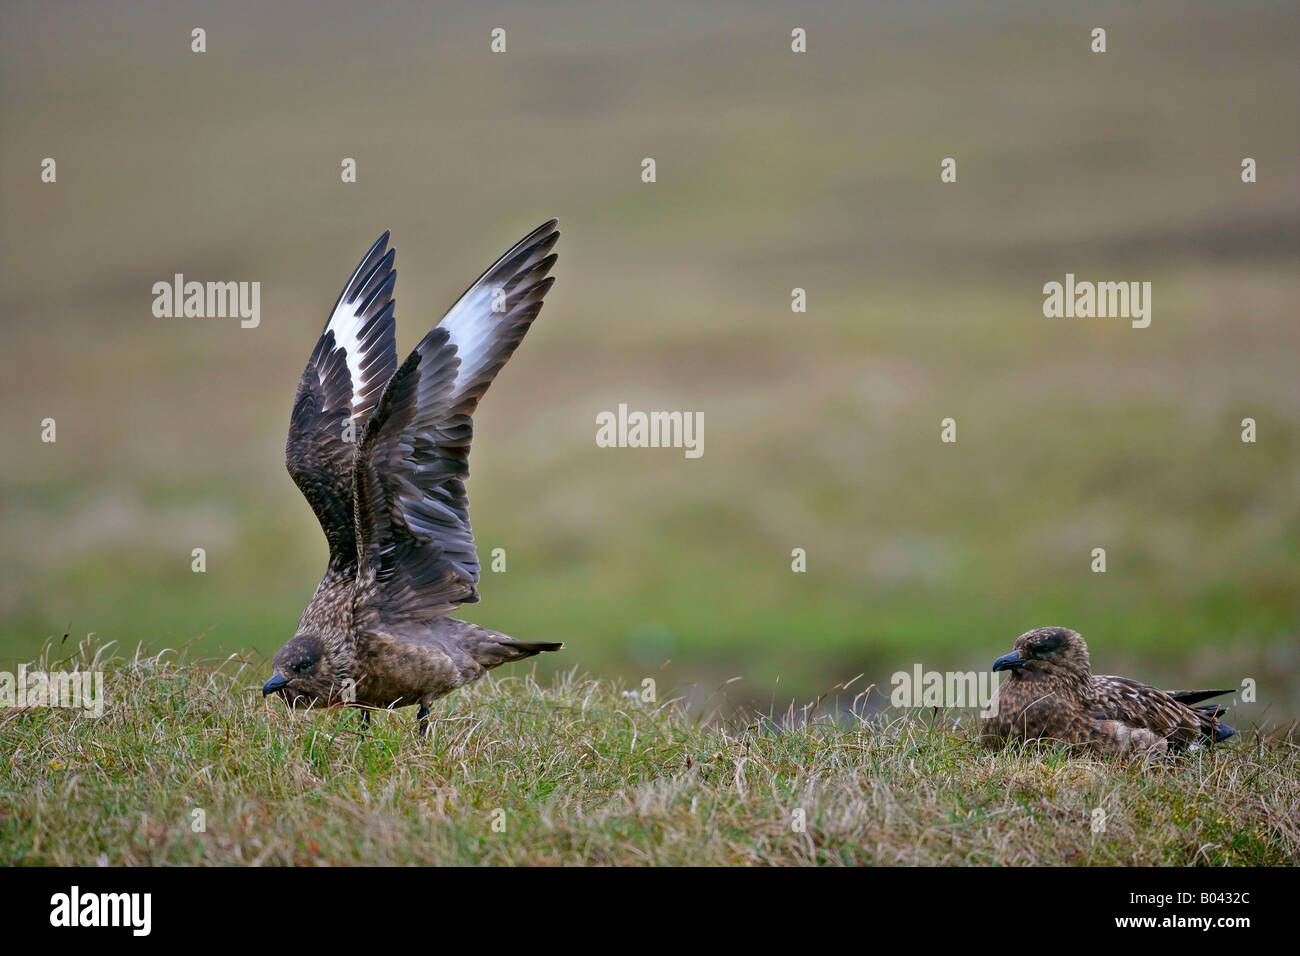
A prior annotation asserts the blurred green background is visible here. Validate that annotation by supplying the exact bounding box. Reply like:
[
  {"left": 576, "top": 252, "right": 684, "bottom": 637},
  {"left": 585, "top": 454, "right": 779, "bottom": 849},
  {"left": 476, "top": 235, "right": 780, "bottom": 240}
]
[{"left": 2, "top": 1, "right": 1297, "bottom": 717}]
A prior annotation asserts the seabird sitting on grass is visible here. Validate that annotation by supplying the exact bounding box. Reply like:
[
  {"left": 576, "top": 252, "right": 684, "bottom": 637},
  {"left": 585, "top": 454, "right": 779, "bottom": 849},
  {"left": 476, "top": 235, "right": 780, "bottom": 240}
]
[{"left": 981, "top": 626, "right": 1236, "bottom": 755}]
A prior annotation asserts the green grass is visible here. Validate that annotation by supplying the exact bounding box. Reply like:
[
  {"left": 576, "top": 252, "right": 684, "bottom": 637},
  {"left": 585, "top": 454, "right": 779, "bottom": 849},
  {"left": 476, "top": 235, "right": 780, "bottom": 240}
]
[{"left": 2, "top": 639, "right": 1294, "bottom": 866}]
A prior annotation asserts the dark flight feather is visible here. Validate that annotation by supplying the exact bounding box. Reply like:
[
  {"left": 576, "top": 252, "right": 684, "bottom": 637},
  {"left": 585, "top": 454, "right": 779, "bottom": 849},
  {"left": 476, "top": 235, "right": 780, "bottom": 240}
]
[{"left": 1166, "top": 688, "right": 1235, "bottom": 706}]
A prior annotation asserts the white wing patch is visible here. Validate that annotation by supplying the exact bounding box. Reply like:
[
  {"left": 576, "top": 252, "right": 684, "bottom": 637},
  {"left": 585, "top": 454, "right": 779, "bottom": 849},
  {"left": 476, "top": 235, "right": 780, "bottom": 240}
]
[
  {"left": 316, "top": 232, "right": 397, "bottom": 426},
  {"left": 325, "top": 301, "right": 375, "bottom": 420},
  {"left": 433, "top": 220, "right": 559, "bottom": 410},
  {"left": 438, "top": 285, "right": 505, "bottom": 393}
]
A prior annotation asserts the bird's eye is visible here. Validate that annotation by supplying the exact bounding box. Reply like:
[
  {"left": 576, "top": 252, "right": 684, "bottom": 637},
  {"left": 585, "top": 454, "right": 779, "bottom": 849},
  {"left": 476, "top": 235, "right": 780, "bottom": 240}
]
[{"left": 294, "top": 659, "right": 313, "bottom": 673}]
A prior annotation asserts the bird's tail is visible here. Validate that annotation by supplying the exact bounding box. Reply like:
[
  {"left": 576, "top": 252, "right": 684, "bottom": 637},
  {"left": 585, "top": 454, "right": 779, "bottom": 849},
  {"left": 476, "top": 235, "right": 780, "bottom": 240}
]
[
  {"left": 504, "top": 639, "right": 565, "bottom": 655},
  {"left": 472, "top": 631, "right": 564, "bottom": 669},
  {"left": 1169, "top": 689, "right": 1237, "bottom": 744},
  {"left": 1210, "top": 719, "right": 1238, "bottom": 744}
]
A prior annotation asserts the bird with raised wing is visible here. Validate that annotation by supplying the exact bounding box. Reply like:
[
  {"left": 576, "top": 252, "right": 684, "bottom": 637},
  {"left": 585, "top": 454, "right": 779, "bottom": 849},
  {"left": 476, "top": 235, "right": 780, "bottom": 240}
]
[
  {"left": 263, "top": 221, "right": 563, "bottom": 736},
  {"left": 980, "top": 626, "right": 1237, "bottom": 756}
]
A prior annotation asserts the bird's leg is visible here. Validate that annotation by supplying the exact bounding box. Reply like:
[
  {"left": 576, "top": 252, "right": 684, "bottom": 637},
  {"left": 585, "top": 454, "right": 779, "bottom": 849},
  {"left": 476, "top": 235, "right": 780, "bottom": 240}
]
[
  {"left": 417, "top": 704, "right": 430, "bottom": 739},
  {"left": 359, "top": 709, "right": 371, "bottom": 731}
]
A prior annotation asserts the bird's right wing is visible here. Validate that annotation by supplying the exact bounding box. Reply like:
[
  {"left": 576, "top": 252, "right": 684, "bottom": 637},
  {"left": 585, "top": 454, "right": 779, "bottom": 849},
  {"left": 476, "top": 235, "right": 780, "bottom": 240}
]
[
  {"left": 351, "top": 221, "right": 558, "bottom": 626},
  {"left": 285, "top": 233, "right": 399, "bottom": 570},
  {"left": 1089, "top": 675, "right": 1201, "bottom": 742}
]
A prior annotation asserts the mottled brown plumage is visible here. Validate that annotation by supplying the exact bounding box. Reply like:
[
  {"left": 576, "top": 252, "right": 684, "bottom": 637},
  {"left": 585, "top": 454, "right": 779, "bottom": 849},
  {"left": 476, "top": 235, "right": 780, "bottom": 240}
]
[
  {"left": 980, "top": 626, "right": 1237, "bottom": 756},
  {"left": 264, "top": 222, "right": 563, "bottom": 735}
]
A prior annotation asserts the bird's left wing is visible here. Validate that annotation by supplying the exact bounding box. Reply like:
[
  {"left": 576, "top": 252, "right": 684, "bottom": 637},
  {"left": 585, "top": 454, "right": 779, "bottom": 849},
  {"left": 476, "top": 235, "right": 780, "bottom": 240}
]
[{"left": 286, "top": 233, "right": 398, "bottom": 570}]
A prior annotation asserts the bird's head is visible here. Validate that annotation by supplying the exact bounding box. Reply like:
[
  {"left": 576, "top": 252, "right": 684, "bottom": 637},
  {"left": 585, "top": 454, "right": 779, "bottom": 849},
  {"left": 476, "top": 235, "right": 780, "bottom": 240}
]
[
  {"left": 263, "top": 633, "right": 344, "bottom": 708},
  {"left": 992, "top": 626, "right": 1090, "bottom": 680}
]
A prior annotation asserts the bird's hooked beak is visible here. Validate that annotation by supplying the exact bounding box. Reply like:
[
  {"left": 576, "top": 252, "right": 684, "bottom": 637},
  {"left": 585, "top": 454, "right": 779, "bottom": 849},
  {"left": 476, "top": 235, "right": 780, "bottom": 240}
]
[
  {"left": 992, "top": 651, "right": 1027, "bottom": 672},
  {"left": 262, "top": 672, "right": 290, "bottom": 696}
]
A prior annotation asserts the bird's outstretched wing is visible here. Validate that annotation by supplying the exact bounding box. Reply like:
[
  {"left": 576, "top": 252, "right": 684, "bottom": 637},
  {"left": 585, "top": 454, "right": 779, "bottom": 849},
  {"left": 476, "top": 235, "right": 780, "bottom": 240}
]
[
  {"left": 352, "top": 221, "right": 559, "bottom": 625},
  {"left": 285, "top": 233, "right": 399, "bottom": 570},
  {"left": 287, "top": 232, "right": 397, "bottom": 572}
]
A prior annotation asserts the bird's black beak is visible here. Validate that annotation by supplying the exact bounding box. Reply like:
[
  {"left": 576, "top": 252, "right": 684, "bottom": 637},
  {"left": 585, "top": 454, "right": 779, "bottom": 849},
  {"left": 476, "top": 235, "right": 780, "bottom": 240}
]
[
  {"left": 263, "top": 673, "right": 290, "bottom": 696},
  {"left": 992, "top": 651, "right": 1027, "bottom": 672}
]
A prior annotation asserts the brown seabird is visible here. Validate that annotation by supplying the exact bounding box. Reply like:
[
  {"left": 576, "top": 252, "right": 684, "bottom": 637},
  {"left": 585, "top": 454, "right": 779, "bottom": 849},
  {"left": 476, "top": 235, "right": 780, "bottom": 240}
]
[
  {"left": 981, "top": 626, "right": 1237, "bottom": 755},
  {"left": 263, "top": 221, "right": 562, "bottom": 736}
]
